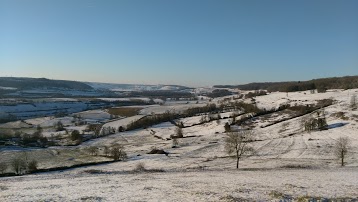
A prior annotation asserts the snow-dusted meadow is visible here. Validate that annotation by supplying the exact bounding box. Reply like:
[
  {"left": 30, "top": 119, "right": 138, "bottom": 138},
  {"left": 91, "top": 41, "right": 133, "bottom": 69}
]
[
  {"left": 1, "top": 167, "right": 357, "bottom": 201},
  {"left": 1, "top": 89, "right": 358, "bottom": 201}
]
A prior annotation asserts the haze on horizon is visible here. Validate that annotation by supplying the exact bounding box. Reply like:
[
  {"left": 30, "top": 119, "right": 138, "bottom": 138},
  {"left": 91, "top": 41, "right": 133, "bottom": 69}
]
[{"left": 1, "top": 0, "right": 357, "bottom": 87}]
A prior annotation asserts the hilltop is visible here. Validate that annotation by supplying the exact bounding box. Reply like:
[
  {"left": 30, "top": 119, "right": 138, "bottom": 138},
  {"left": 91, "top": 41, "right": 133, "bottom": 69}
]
[
  {"left": 215, "top": 75, "right": 358, "bottom": 92},
  {"left": 0, "top": 77, "right": 93, "bottom": 91}
]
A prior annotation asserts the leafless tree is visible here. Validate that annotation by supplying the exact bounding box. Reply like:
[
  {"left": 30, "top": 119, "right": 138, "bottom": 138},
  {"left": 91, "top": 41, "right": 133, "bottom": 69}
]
[
  {"left": 302, "top": 110, "right": 327, "bottom": 132},
  {"left": 200, "top": 115, "right": 207, "bottom": 124},
  {"left": 11, "top": 157, "right": 26, "bottom": 175},
  {"left": 110, "top": 145, "right": 127, "bottom": 161},
  {"left": 103, "top": 146, "right": 110, "bottom": 156},
  {"left": 175, "top": 127, "right": 183, "bottom": 138},
  {"left": 224, "top": 122, "right": 231, "bottom": 132},
  {"left": 225, "top": 130, "right": 255, "bottom": 169},
  {"left": 334, "top": 137, "right": 350, "bottom": 166},
  {"left": 0, "top": 162, "right": 7, "bottom": 174},
  {"left": 27, "top": 159, "right": 38, "bottom": 173},
  {"left": 87, "top": 146, "right": 98, "bottom": 156},
  {"left": 172, "top": 137, "right": 179, "bottom": 147},
  {"left": 54, "top": 121, "right": 64, "bottom": 131},
  {"left": 351, "top": 95, "right": 357, "bottom": 109}
]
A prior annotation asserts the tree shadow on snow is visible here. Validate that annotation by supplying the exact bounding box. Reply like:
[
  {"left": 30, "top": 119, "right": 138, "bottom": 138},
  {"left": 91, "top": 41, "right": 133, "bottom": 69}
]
[{"left": 327, "top": 122, "right": 348, "bottom": 129}]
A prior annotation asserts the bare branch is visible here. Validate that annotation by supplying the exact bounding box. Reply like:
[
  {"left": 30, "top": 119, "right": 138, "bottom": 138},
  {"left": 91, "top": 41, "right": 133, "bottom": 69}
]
[
  {"left": 334, "top": 137, "right": 350, "bottom": 166},
  {"left": 224, "top": 130, "right": 255, "bottom": 169}
]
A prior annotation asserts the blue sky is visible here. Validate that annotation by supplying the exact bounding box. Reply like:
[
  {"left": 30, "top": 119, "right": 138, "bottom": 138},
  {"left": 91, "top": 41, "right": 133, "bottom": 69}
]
[{"left": 1, "top": 0, "right": 357, "bottom": 86}]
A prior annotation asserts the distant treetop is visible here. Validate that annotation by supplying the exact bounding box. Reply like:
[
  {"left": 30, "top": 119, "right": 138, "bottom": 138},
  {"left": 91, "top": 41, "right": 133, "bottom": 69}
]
[{"left": 214, "top": 76, "right": 358, "bottom": 92}]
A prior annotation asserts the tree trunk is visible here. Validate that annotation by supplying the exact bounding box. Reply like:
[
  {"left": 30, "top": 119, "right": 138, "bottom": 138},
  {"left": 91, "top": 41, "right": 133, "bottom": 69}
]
[
  {"left": 236, "top": 158, "right": 239, "bottom": 169},
  {"left": 341, "top": 152, "right": 344, "bottom": 166}
]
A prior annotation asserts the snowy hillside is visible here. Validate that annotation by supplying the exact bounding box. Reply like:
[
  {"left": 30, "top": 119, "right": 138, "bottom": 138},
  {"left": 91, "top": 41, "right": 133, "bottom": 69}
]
[
  {"left": 86, "top": 82, "right": 190, "bottom": 92},
  {"left": 1, "top": 88, "right": 358, "bottom": 201}
]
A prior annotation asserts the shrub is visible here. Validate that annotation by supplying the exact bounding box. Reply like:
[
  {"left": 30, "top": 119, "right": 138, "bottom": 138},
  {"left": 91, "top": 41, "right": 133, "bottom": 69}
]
[
  {"left": 126, "top": 111, "right": 178, "bottom": 130},
  {"left": 303, "top": 117, "right": 327, "bottom": 132},
  {"left": 183, "top": 104, "right": 218, "bottom": 117},
  {"left": 54, "top": 121, "right": 65, "bottom": 131},
  {"left": 317, "top": 87, "right": 327, "bottom": 93},
  {"left": 200, "top": 115, "right": 208, "bottom": 123},
  {"left": 70, "top": 130, "right": 82, "bottom": 142},
  {"left": 27, "top": 160, "right": 38, "bottom": 173},
  {"left": 87, "top": 146, "right": 98, "bottom": 156},
  {"left": 245, "top": 90, "right": 267, "bottom": 99},
  {"left": 83, "top": 169, "right": 104, "bottom": 174},
  {"left": 302, "top": 111, "right": 328, "bottom": 132},
  {"left": 110, "top": 145, "right": 127, "bottom": 161},
  {"left": 147, "top": 148, "right": 169, "bottom": 155},
  {"left": 118, "top": 126, "right": 125, "bottom": 132},
  {"left": 134, "top": 162, "right": 146, "bottom": 172},
  {"left": 224, "top": 122, "right": 231, "bottom": 132}
]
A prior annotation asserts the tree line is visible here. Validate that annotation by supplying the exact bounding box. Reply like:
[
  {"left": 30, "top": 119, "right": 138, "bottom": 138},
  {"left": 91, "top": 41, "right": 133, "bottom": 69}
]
[{"left": 214, "top": 76, "right": 358, "bottom": 92}]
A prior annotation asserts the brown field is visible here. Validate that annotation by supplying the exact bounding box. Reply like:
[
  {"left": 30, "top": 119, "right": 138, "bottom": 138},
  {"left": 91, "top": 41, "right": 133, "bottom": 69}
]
[{"left": 107, "top": 107, "right": 143, "bottom": 117}]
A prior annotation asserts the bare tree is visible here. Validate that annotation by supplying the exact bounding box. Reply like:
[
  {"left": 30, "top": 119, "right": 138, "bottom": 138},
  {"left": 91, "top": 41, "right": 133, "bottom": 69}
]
[
  {"left": 200, "top": 115, "right": 207, "bottom": 124},
  {"left": 351, "top": 95, "right": 357, "bottom": 109},
  {"left": 334, "top": 137, "right": 350, "bottom": 166},
  {"left": 55, "top": 121, "right": 64, "bottom": 131},
  {"left": 110, "top": 145, "right": 127, "bottom": 161},
  {"left": 224, "top": 122, "right": 231, "bottom": 132},
  {"left": 302, "top": 110, "right": 327, "bottom": 132},
  {"left": 170, "top": 127, "right": 183, "bottom": 139},
  {"left": 11, "top": 157, "right": 26, "bottom": 175},
  {"left": 172, "top": 137, "right": 179, "bottom": 147},
  {"left": 87, "top": 146, "right": 98, "bottom": 156},
  {"left": 27, "top": 159, "right": 38, "bottom": 173},
  {"left": 103, "top": 146, "right": 110, "bottom": 156},
  {"left": 225, "top": 130, "right": 255, "bottom": 169},
  {"left": 175, "top": 127, "right": 183, "bottom": 138},
  {"left": 0, "top": 162, "right": 7, "bottom": 174}
]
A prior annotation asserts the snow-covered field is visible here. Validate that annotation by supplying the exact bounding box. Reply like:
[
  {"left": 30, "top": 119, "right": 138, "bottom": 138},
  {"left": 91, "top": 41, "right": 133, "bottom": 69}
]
[
  {"left": 1, "top": 89, "right": 358, "bottom": 201},
  {"left": 1, "top": 167, "right": 357, "bottom": 201},
  {"left": 139, "top": 103, "right": 207, "bottom": 115},
  {"left": 254, "top": 89, "right": 356, "bottom": 110},
  {"left": 74, "top": 109, "right": 112, "bottom": 123},
  {"left": 100, "top": 115, "right": 146, "bottom": 131},
  {"left": 98, "top": 97, "right": 151, "bottom": 102},
  {"left": 25, "top": 116, "right": 75, "bottom": 127},
  {"left": 87, "top": 82, "right": 189, "bottom": 92},
  {"left": 0, "top": 101, "right": 88, "bottom": 119}
]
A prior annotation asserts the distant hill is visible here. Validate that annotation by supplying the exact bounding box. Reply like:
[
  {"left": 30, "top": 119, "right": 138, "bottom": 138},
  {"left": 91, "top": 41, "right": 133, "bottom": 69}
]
[
  {"left": 0, "top": 77, "right": 193, "bottom": 98},
  {"left": 0, "top": 77, "right": 93, "bottom": 91},
  {"left": 86, "top": 82, "right": 191, "bottom": 92},
  {"left": 214, "top": 76, "right": 358, "bottom": 92}
]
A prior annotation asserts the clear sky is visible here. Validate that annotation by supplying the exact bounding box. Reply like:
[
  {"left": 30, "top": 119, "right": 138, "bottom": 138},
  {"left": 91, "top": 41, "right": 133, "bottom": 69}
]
[{"left": 1, "top": 0, "right": 357, "bottom": 87}]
